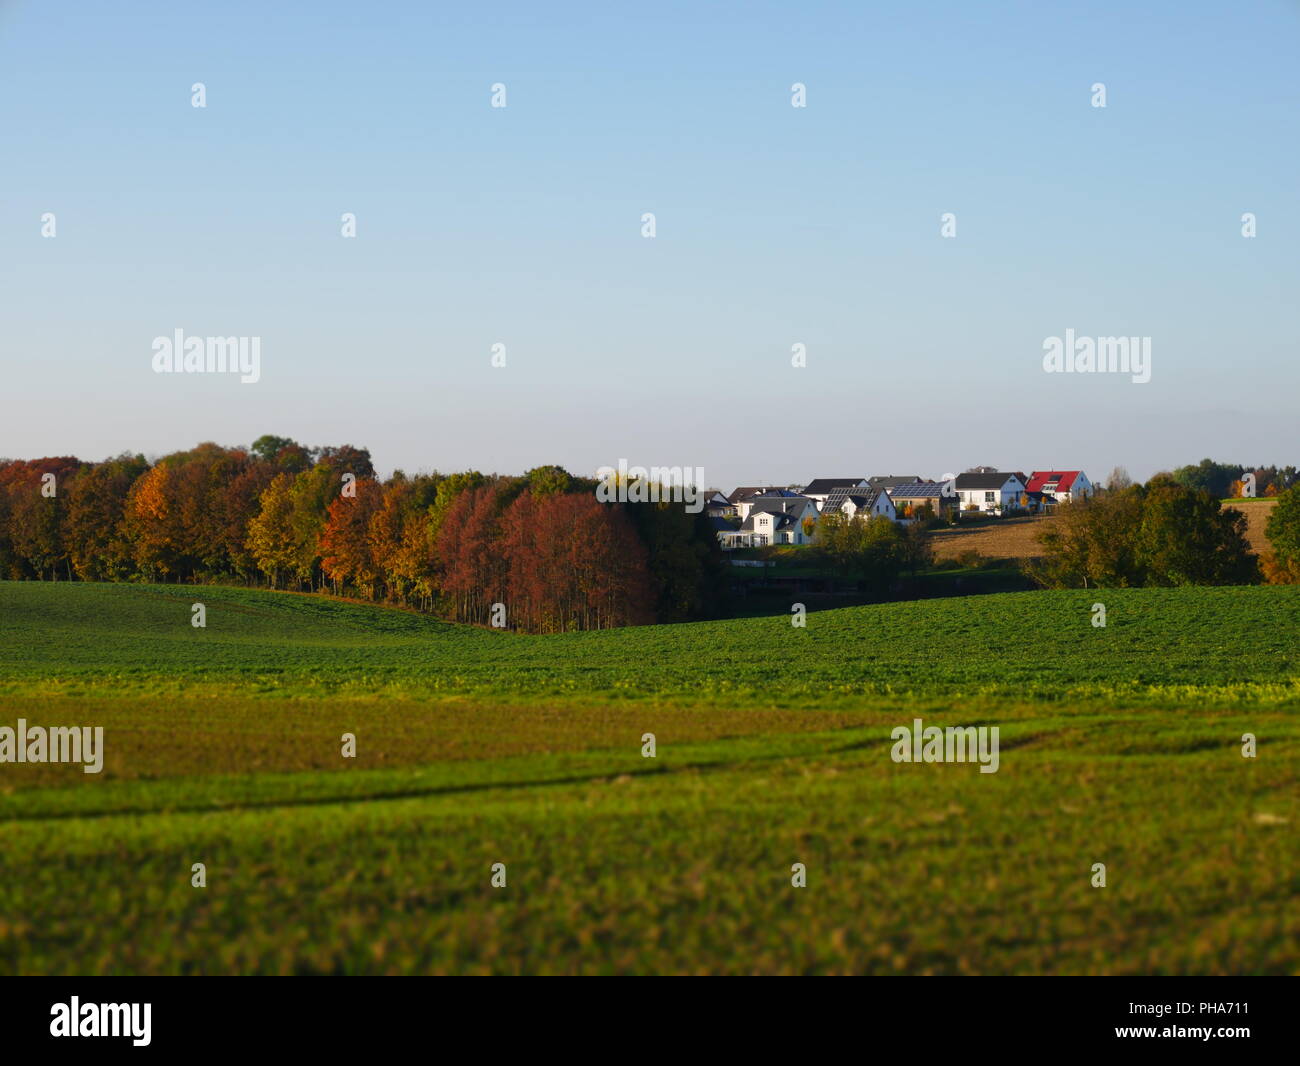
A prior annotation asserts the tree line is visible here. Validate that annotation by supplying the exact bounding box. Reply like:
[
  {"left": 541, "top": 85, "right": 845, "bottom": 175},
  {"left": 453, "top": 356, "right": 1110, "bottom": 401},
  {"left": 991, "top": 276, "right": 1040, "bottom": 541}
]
[
  {"left": 1167, "top": 459, "right": 1297, "bottom": 499},
  {"left": 1030, "top": 475, "right": 1300, "bottom": 588},
  {"left": 0, "top": 436, "right": 728, "bottom": 632}
]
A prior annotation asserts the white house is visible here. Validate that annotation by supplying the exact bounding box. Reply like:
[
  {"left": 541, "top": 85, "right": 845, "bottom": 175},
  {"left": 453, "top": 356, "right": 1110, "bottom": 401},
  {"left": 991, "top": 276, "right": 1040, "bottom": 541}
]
[
  {"left": 820, "top": 486, "right": 898, "bottom": 522},
  {"left": 750, "top": 508, "right": 804, "bottom": 546},
  {"left": 801, "top": 478, "right": 869, "bottom": 512},
  {"left": 736, "top": 489, "right": 816, "bottom": 522},
  {"left": 952, "top": 471, "right": 1027, "bottom": 514},
  {"left": 1024, "top": 470, "right": 1092, "bottom": 504},
  {"left": 720, "top": 500, "right": 817, "bottom": 548}
]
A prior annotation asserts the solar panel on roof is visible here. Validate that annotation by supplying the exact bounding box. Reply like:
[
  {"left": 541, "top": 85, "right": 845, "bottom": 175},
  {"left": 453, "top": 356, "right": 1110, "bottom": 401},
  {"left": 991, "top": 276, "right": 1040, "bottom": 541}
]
[{"left": 822, "top": 487, "right": 854, "bottom": 513}]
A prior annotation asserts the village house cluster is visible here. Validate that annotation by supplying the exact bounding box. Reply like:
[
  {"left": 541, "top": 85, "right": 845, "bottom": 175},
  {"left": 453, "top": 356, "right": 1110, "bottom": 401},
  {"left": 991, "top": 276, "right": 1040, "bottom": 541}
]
[{"left": 704, "top": 469, "right": 1092, "bottom": 549}]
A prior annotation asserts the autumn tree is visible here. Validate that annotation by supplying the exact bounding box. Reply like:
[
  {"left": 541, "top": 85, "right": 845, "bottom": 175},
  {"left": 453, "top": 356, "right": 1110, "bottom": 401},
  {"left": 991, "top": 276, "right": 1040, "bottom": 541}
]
[
  {"left": 429, "top": 472, "right": 487, "bottom": 537},
  {"left": 499, "top": 492, "right": 653, "bottom": 631},
  {"left": 65, "top": 454, "right": 149, "bottom": 580},
  {"left": 316, "top": 444, "right": 375, "bottom": 480},
  {"left": 397, "top": 473, "right": 443, "bottom": 608},
  {"left": 282, "top": 463, "right": 348, "bottom": 589},
  {"left": 0, "top": 458, "right": 82, "bottom": 579},
  {"left": 121, "top": 444, "right": 246, "bottom": 580},
  {"left": 321, "top": 478, "right": 384, "bottom": 597},
  {"left": 437, "top": 484, "right": 509, "bottom": 624},
  {"left": 368, "top": 474, "right": 441, "bottom": 606},
  {"left": 560, "top": 494, "right": 654, "bottom": 629},
  {"left": 245, "top": 473, "right": 298, "bottom": 588},
  {"left": 216, "top": 455, "right": 277, "bottom": 580}
]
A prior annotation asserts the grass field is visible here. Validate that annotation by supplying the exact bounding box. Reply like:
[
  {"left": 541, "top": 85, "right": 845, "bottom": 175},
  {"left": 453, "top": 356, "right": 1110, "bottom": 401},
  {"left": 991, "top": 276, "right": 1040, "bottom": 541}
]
[{"left": 2, "top": 580, "right": 1298, "bottom": 974}]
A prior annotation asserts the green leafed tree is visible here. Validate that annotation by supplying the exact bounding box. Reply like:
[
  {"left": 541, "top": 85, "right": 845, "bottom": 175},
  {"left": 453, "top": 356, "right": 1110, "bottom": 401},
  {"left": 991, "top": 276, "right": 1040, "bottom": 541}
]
[
  {"left": 1264, "top": 482, "right": 1300, "bottom": 582},
  {"left": 815, "top": 512, "right": 907, "bottom": 594},
  {"left": 1031, "top": 478, "right": 1260, "bottom": 588}
]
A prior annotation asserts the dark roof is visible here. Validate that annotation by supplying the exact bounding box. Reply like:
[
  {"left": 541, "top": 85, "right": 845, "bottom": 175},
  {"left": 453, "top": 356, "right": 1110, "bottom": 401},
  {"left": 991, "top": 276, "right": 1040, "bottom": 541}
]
[
  {"left": 803, "top": 477, "right": 867, "bottom": 495},
  {"left": 750, "top": 488, "right": 807, "bottom": 499},
  {"left": 867, "top": 475, "right": 922, "bottom": 489},
  {"left": 740, "top": 511, "right": 798, "bottom": 532},
  {"left": 823, "top": 487, "right": 886, "bottom": 514},
  {"left": 954, "top": 471, "right": 1021, "bottom": 490},
  {"left": 748, "top": 498, "right": 813, "bottom": 517},
  {"left": 888, "top": 481, "right": 948, "bottom": 498},
  {"left": 727, "top": 486, "right": 767, "bottom": 503},
  {"left": 821, "top": 487, "right": 853, "bottom": 513},
  {"left": 708, "top": 516, "right": 735, "bottom": 532}
]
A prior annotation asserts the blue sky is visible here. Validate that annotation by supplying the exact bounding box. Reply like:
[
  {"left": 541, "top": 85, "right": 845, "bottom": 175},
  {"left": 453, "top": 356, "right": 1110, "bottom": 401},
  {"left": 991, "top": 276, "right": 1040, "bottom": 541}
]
[{"left": 2, "top": 0, "right": 1297, "bottom": 488}]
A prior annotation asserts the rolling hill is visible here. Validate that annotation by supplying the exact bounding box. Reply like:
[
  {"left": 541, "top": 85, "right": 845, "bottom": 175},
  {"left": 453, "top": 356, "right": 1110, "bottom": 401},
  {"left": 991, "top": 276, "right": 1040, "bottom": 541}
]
[{"left": 1, "top": 581, "right": 1297, "bottom": 975}]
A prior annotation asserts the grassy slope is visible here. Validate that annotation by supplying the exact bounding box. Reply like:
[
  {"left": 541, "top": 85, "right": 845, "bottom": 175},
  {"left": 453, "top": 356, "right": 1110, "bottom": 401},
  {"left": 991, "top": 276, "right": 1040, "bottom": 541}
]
[
  {"left": 1, "top": 581, "right": 1298, "bottom": 974},
  {"left": 2, "top": 580, "right": 1297, "bottom": 704}
]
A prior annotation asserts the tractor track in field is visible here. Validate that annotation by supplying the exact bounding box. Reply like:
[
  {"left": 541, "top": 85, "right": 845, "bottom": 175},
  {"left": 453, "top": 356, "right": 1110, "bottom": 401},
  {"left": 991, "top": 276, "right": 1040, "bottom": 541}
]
[
  {"left": 0, "top": 729, "right": 942, "bottom": 824},
  {"left": 0, "top": 722, "right": 1102, "bottom": 825}
]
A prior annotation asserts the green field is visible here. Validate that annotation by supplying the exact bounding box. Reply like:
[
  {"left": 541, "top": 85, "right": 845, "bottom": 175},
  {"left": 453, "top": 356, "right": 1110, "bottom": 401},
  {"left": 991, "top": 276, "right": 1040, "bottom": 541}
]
[{"left": 1, "top": 581, "right": 1298, "bottom": 974}]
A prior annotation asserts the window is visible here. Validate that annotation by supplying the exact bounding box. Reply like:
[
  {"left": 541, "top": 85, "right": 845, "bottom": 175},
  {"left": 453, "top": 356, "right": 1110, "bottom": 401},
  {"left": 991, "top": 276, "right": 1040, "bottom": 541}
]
[{"left": 984, "top": 491, "right": 995, "bottom": 503}]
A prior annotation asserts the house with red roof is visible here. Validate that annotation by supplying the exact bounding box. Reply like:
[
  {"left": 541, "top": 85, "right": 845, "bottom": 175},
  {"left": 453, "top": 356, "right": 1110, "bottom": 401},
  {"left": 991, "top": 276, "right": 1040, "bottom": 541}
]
[{"left": 1025, "top": 470, "right": 1093, "bottom": 504}]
